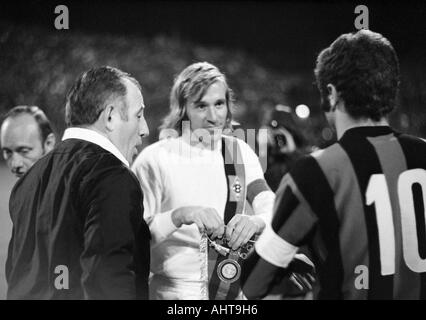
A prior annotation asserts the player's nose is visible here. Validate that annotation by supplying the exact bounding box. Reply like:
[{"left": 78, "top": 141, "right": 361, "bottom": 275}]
[{"left": 206, "top": 106, "right": 218, "bottom": 123}]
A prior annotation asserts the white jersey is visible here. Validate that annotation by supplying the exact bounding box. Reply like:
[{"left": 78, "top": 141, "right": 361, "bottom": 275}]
[{"left": 132, "top": 136, "right": 275, "bottom": 299}]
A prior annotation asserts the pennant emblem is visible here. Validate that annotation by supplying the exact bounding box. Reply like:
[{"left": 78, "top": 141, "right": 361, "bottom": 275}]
[{"left": 217, "top": 258, "right": 241, "bottom": 283}]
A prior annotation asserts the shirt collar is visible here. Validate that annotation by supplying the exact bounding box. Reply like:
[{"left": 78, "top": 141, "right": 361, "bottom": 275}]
[
  {"left": 341, "top": 126, "right": 394, "bottom": 139},
  {"left": 62, "top": 127, "right": 129, "bottom": 167}
]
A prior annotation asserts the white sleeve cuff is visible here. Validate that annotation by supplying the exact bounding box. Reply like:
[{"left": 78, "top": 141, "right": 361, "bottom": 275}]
[
  {"left": 255, "top": 225, "right": 298, "bottom": 268},
  {"left": 149, "top": 209, "right": 179, "bottom": 244}
]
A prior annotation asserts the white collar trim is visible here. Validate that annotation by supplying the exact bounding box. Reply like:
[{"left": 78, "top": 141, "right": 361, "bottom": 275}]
[{"left": 62, "top": 127, "right": 129, "bottom": 167}]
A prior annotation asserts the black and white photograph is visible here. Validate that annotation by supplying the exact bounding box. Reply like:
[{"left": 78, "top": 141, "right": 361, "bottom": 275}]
[{"left": 0, "top": 0, "right": 425, "bottom": 308}]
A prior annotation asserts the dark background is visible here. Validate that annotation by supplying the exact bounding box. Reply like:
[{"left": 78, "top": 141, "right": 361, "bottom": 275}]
[
  {"left": 2, "top": 0, "right": 426, "bottom": 71},
  {"left": 1, "top": 0, "right": 425, "bottom": 146}
]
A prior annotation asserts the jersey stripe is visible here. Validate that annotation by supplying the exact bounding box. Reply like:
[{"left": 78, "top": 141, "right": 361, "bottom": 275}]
[
  {"left": 339, "top": 131, "right": 394, "bottom": 299},
  {"left": 241, "top": 250, "right": 289, "bottom": 299},
  {"left": 314, "top": 143, "right": 369, "bottom": 299},
  {"left": 397, "top": 134, "right": 426, "bottom": 300},
  {"left": 412, "top": 184, "right": 426, "bottom": 260},
  {"left": 271, "top": 181, "right": 300, "bottom": 232},
  {"left": 290, "top": 156, "right": 344, "bottom": 299},
  {"left": 368, "top": 134, "right": 420, "bottom": 299}
]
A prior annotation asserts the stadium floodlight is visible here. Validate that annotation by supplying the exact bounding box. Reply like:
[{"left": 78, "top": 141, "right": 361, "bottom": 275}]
[{"left": 295, "top": 104, "right": 310, "bottom": 119}]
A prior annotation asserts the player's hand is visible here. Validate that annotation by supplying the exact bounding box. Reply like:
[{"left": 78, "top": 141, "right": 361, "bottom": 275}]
[
  {"left": 226, "top": 214, "right": 265, "bottom": 250},
  {"left": 287, "top": 254, "right": 316, "bottom": 292},
  {"left": 172, "top": 206, "right": 225, "bottom": 239}
]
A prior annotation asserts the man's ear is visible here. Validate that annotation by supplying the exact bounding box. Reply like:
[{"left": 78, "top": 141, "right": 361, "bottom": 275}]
[
  {"left": 326, "top": 84, "right": 339, "bottom": 112},
  {"left": 43, "top": 133, "right": 56, "bottom": 153},
  {"left": 104, "top": 105, "right": 115, "bottom": 132}
]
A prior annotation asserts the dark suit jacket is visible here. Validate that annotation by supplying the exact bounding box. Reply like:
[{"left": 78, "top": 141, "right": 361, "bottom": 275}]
[{"left": 6, "top": 138, "right": 150, "bottom": 299}]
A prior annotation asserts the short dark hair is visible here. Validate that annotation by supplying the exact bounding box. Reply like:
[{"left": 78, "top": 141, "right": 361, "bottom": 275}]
[
  {"left": 1, "top": 105, "right": 54, "bottom": 143},
  {"left": 65, "top": 66, "right": 141, "bottom": 126},
  {"left": 314, "top": 30, "right": 400, "bottom": 121}
]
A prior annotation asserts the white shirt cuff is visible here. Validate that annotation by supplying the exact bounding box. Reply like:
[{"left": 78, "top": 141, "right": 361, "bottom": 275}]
[{"left": 149, "top": 210, "right": 179, "bottom": 244}]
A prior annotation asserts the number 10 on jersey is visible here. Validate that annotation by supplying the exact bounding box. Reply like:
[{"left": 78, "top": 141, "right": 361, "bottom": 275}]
[{"left": 366, "top": 168, "right": 426, "bottom": 275}]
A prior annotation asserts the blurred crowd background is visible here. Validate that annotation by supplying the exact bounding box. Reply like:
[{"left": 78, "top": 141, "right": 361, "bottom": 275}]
[
  {"left": 1, "top": 1, "right": 425, "bottom": 147},
  {"left": 0, "top": 0, "right": 425, "bottom": 299}
]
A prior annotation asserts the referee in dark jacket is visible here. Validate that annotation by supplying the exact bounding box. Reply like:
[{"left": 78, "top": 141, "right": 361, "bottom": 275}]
[{"left": 6, "top": 66, "right": 151, "bottom": 299}]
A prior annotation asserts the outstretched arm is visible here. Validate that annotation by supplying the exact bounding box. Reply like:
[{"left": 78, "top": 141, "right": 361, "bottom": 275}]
[{"left": 241, "top": 170, "right": 318, "bottom": 299}]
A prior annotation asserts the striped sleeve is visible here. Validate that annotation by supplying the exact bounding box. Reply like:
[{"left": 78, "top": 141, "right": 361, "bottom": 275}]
[
  {"left": 271, "top": 170, "right": 318, "bottom": 246},
  {"left": 241, "top": 156, "right": 320, "bottom": 299}
]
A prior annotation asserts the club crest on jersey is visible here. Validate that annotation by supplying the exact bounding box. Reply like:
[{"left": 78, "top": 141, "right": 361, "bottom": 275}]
[{"left": 229, "top": 176, "right": 243, "bottom": 201}]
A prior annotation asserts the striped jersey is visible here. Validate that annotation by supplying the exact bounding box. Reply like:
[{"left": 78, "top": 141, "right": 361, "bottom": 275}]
[{"left": 242, "top": 126, "right": 426, "bottom": 299}]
